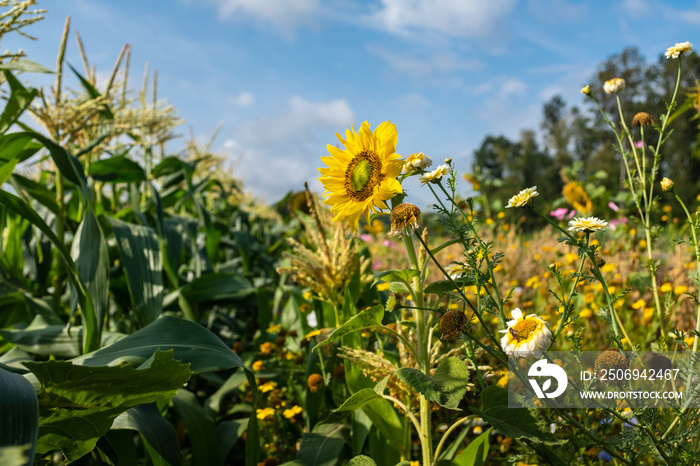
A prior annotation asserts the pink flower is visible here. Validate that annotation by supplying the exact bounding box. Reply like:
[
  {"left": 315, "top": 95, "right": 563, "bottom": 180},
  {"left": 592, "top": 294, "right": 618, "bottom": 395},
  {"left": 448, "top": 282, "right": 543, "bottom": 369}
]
[
  {"left": 550, "top": 208, "right": 570, "bottom": 221},
  {"left": 373, "top": 261, "right": 383, "bottom": 270},
  {"left": 634, "top": 141, "right": 644, "bottom": 148},
  {"left": 608, "top": 202, "right": 619, "bottom": 212},
  {"left": 568, "top": 209, "right": 577, "bottom": 219},
  {"left": 609, "top": 218, "right": 627, "bottom": 230},
  {"left": 383, "top": 239, "right": 393, "bottom": 247},
  {"left": 360, "top": 234, "right": 373, "bottom": 242}
]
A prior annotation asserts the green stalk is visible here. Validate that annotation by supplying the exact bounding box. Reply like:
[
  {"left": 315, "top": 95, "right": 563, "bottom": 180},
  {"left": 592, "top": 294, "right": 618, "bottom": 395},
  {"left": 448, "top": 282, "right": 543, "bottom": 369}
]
[
  {"left": 400, "top": 233, "right": 432, "bottom": 466},
  {"left": 52, "top": 16, "right": 70, "bottom": 314},
  {"left": 674, "top": 193, "right": 700, "bottom": 352}
]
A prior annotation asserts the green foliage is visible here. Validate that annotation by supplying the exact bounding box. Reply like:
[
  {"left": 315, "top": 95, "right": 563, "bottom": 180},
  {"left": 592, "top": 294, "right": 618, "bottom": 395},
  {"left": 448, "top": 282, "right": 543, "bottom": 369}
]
[
  {"left": 395, "top": 357, "right": 470, "bottom": 410},
  {"left": 27, "top": 350, "right": 192, "bottom": 462},
  {"left": 313, "top": 304, "right": 384, "bottom": 351}
]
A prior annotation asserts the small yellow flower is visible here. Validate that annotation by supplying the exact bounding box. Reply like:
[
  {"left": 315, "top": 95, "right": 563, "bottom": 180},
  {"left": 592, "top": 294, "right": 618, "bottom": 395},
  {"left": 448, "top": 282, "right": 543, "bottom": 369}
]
[
  {"left": 500, "top": 308, "right": 552, "bottom": 357},
  {"left": 305, "top": 329, "right": 322, "bottom": 340},
  {"left": 661, "top": 177, "right": 675, "bottom": 192},
  {"left": 260, "top": 381, "right": 277, "bottom": 393},
  {"left": 256, "top": 407, "right": 275, "bottom": 420},
  {"left": 568, "top": 217, "right": 608, "bottom": 233},
  {"left": 580, "top": 308, "right": 593, "bottom": 318},
  {"left": 603, "top": 78, "right": 625, "bottom": 94},
  {"left": 419, "top": 164, "right": 450, "bottom": 184},
  {"left": 506, "top": 186, "right": 539, "bottom": 208},
  {"left": 266, "top": 324, "right": 282, "bottom": 334},
  {"left": 303, "top": 290, "right": 313, "bottom": 300},
  {"left": 674, "top": 285, "right": 688, "bottom": 295},
  {"left": 260, "top": 342, "right": 275, "bottom": 356},
  {"left": 632, "top": 299, "right": 645, "bottom": 310},
  {"left": 601, "top": 263, "right": 615, "bottom": 273},
  {"left": 639, "top": 239, "right": 647, "bottom": 249},
  {"left": 283, "top": 405, "right": 303, "bottom": 419},
  {"left": 376, "top": 282, "right": 390, "bottom": 292},
  {"left": 660, "top": 282, "right": 673, "bottom": 293},
  {"left": 580, "top": 84, "right": 591, "bottom": 95},
  {"left": 665, "top": 41, "right": 693, "bottom": 59},
  {"left": 252, "top": 360, "right": 265, "bottom": 371},
  {"left": 497, "top": 211, "right": 506, "bottom": 219}
]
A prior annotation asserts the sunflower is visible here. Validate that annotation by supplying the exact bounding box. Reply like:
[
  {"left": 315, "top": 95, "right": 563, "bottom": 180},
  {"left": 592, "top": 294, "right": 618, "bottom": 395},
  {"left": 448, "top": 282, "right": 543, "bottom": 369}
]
[
  {"left": 318, "top": 121, "right": 403, "bottom": 230},
  {"left": 562, "top": 181, "right": 592, "bottom": 214}
]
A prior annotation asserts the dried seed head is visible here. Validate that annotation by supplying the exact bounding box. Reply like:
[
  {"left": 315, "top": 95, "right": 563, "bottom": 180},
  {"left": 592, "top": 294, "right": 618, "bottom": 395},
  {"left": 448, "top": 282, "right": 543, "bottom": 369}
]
[
  {"left": 440, "top": 310, "right": 467, "bottom": 342},
  {"left": 388, "top": 203, "right": 422, "bottom": 237},
  {"left": 632, "top": 112, "right": 654, "bottom": 126},
  {"left": 307, "top": 373, "right": 324, "bottom": 392},
  {"left": 594, "top": 350, "right": 629, "bottom": 386}
]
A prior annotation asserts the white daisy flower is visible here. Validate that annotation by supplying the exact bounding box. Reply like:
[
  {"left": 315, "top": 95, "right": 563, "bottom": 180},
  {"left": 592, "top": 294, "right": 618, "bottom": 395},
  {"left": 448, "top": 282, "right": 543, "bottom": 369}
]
[
  {"left": 603, "top": 78, "right": 625, "bottom": 94},
  {"left": 505, "top": 186, "right": 538, "bottom": 208},
  {"left": 665, "top": 41, "right": 693, "bottom": 59},
  {"left": 419, "top": 164, "right": 450, "bottom": 184},
  {"left": 403, "top": 152, "right": 433, "bottom": 173},
  {"left": 500, "top": 308, "right": 551, "bottom": 357},
  {"left": 568, "top": 216, "right": 608, "bottom": 233}
]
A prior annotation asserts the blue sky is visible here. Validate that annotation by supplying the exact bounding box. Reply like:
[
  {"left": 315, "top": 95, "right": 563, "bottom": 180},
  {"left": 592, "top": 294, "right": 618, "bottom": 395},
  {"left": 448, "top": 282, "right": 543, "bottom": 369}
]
[{"left": 5, "top": 0, "right": 699, "bottom": 208}]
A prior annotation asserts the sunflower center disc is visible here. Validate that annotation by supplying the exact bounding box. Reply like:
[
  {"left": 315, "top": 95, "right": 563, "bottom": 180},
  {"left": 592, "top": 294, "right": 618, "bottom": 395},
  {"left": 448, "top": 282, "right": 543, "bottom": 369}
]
[
  {"left": 350, "top": 159, "right": 372, "bottom": 192},
  {"left": 510, "top": 319, "right": 538, "bottom": 341},
  {"left": 344, "top": 150, "right": 383, "bottom": 201}
]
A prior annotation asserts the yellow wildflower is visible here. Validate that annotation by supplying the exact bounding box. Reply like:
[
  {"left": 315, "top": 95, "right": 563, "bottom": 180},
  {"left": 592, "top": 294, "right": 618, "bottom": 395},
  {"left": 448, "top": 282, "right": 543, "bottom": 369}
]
[{"left": 256, "top": 408, "right": 275, "bottom": 420}]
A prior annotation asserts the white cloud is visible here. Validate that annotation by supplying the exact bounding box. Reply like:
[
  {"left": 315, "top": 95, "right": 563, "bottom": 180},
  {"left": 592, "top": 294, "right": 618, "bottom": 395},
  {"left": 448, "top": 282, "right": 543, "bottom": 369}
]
[
  {"left": 499, "top": 78, "right": 527, "bottom": 96},
  {"left": 368, "top": 0, "right": 517, "bottom": 38},
  {"left": 367, "top": 45, "right": 483, "bottom": 76},
  {"left": 226, "top": 95, "right": 355, "bottom": 201},
  {"left": 194, "top": 0, "right": 320, "bottom": 37},
  {"left": 228, "top": 92, "right": 255, "bottom": 106}
]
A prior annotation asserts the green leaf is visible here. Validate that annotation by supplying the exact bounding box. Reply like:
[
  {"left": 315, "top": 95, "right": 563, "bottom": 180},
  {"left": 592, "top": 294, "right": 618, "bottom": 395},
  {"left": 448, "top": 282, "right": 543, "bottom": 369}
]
[
  {"left": 216, "top": 419, "right": 247, "bottom": 463},
  {"left": 424, "top": 277, "right": 476, "bottom": 297},
  {"left": 110, "top": 218, "right": 163, "bottom": 326},
  {"left": 373, "top": 269, "right": 420, "bottom": 288},
  {"left": 0, "top": 59, "right": 53, "bottom": 73},
  {"left": 172, "top": 390, "right": 218, "bottom": 466},
  {"left": 322, "top": 388, "right": 382, "bottom": 424},
  {"left": 0, "top": 70, "right": 37, "bottom": 135},
  {"left": 296, "top": 423, "right": 349, "bottom": 466},
  {"left": 71, "top": 316, "right": 246, "bottom": 374},
  {"left": 68, "top": 64, "right": 114, "bottom": 121},
  {"left": 347, "top": 455, "right": 377, "bottom": 466},
  {"left": 112, "top": 403, "right": 182, "bottom": 466},
  {"left": 395, "top": 357, "right": 470, "bottom": 410},
  {"left": 0, "top": 135, "right": 42, "bottom": 187},
  {"left": 179, "top": 273, "right": 255, "bottom": 306},
  {"left": 10, "top": 173, "right": 59, "bottom": 215},
  {"left": 89, "top": 156, "right": 146, "bottom": 183},
  {"left": 26, "top": 350, "right": 192, "bottom": 463},
  {"left": 0, "top": 368, "right": 38, "bottom": 465},
  {"left": 313, "top": 305, "right": 384, "bottom": 351},
  {"left": 469, "top": 386, "right": 564, "bottom": 445},
  {"left": 453, "top": 428, "right": 491, "bottom": 466},
  {"left": 0, "top": 190, "right": 98, "bottom": 353},
  {"left": 72, "top": 211, "right": 109, "bottom": 333},
  {"left": 14, "top": 131, "right": 91, "bottom": 199}
]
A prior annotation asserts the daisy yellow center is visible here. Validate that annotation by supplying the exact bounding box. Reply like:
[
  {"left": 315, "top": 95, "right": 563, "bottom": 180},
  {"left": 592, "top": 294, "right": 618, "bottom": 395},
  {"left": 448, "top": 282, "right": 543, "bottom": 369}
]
[
  {"left": 509, "top": 318, "right": 539, "bottom": 341},
  {"left": 345, "top": 150, "right": 383, "bottom": 201}
]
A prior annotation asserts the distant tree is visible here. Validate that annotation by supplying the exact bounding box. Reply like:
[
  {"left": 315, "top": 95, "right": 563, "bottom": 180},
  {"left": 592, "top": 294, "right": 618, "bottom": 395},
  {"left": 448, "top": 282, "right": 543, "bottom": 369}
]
[{"left": 471, "top": 46, "right": 700, "bottom": 216}]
